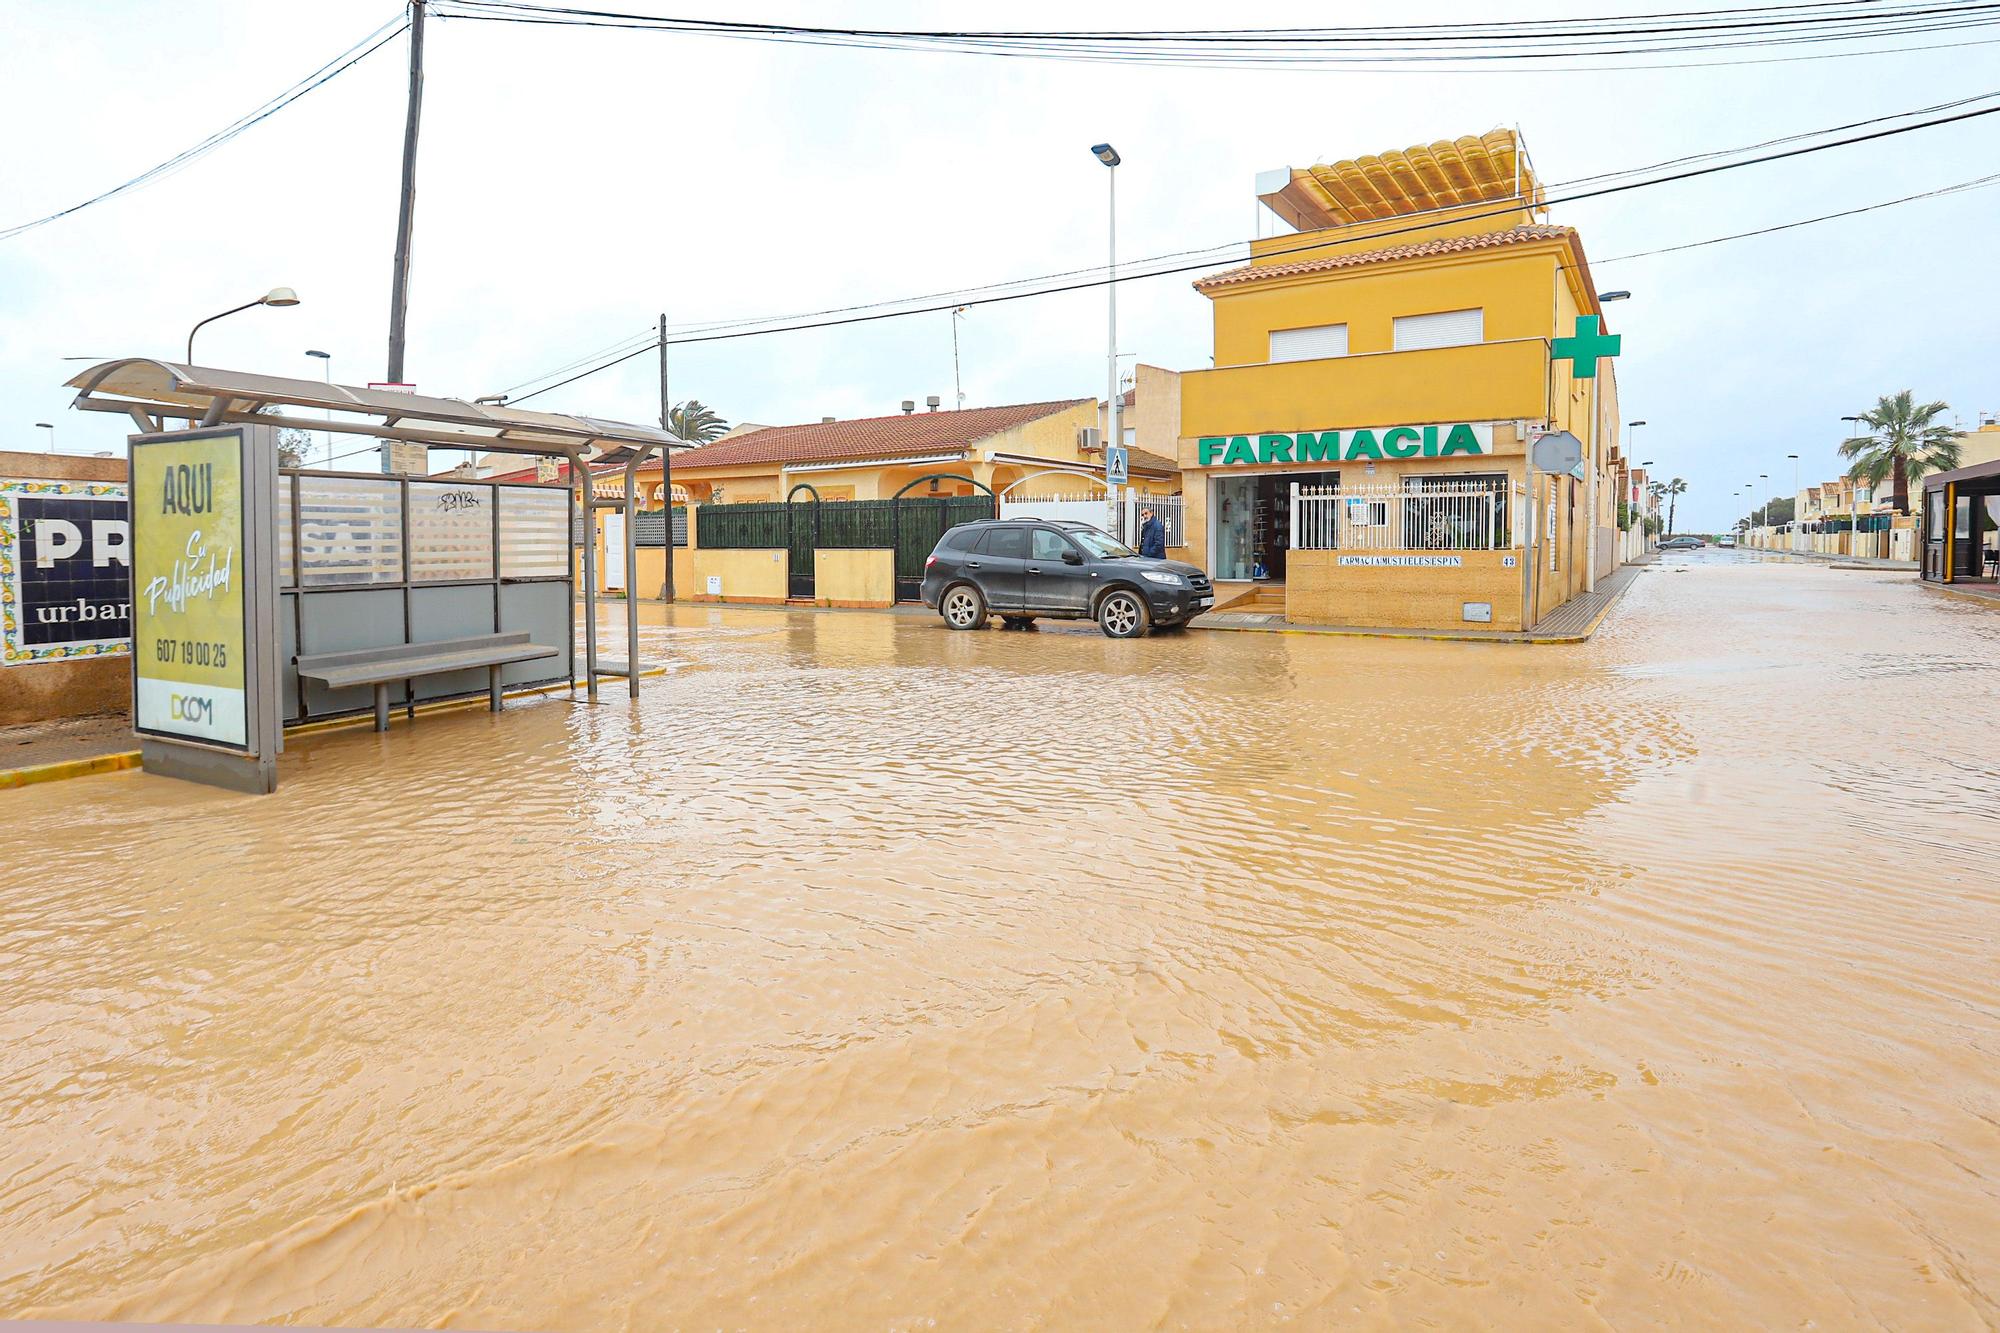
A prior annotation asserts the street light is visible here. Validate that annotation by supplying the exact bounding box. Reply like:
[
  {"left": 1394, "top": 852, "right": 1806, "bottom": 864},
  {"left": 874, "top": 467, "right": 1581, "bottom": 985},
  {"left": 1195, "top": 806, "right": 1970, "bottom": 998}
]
[
  {"left": 1840, "top": 415, "right": 1867, "bottom": 554},
  {"left": 1091, "top": 142, "right": 1121, "bottom": 501},
  {"left": 306, "top": 349, "right": 332, "bottom": 465},
  {"left": 1617, "top": 421, "right": 1648, "bottom": 556},
  {"left": 34, "top": 421, "right": 55, "bottom": 452},
  {"left": 186, "top": 286, "right": 300, "bottom": 363},
  {"left": 1786, "top": 453, "right": 1801, "bottom": 550},
  {"left": 1597, "top": 290, "right": 1632, "bottom": 303}
]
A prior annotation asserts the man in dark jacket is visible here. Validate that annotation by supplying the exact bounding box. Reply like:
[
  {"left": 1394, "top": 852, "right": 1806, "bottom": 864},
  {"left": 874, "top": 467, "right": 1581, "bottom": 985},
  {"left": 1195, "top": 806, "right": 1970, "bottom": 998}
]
[{"left": 1137, "top": 507, "right": 1167, "bottom": 559}]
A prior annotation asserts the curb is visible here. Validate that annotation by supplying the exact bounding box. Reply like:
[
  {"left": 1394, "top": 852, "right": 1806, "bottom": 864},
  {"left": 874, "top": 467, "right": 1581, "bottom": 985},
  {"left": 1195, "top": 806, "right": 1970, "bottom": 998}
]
[
  {"left": 0, "top": 668, "right": 670, "bottom": 790},
  {"left": 0, "top": 750, "right": 142, "bottom": 790},
  {"left": 1193, "top": 571, "right": 1640, "bottom": 646}
]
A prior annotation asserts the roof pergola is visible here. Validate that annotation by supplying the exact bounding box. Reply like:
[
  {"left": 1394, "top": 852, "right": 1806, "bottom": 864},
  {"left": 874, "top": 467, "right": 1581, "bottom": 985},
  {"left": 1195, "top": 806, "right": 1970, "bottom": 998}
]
[
  {"left": 66, "top": 358, "right": 678, "bottom": 460},
  {"left": 67, "top": 358, "right": 681, "bottom": 705}
]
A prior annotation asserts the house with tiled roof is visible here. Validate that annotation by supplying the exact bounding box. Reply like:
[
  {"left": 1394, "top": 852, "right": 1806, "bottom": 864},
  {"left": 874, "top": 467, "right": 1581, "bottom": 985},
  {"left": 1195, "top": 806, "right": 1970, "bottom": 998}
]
[{"left": 614, "top": 396, "right": 1179, "bottom": 508}]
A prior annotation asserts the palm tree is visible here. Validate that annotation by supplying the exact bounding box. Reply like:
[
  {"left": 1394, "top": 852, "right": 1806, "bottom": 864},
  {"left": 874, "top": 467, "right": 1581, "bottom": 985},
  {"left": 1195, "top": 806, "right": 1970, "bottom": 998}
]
[
  {"left": 1838, "top": 390, "right": 1960, "bottom": 514},
  {"left": 667, "top": 399, "right": 728, "bottom": 444},
  {"left": 1664, "top": 477, "right": 1687, "bottom": 536}
]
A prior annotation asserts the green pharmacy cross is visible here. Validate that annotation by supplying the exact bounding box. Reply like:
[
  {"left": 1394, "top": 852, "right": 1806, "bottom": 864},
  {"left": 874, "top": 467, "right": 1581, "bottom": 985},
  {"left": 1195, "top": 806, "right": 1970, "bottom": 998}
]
[{"left": 1552, "top": 314, "right": 1622, "bottom": 380}]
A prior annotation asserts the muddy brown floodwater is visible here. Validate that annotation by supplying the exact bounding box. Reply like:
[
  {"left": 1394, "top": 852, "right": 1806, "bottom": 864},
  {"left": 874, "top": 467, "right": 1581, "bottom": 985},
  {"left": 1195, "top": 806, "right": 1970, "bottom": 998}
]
[{"left": 2, "top": 553, "right": 1997, "bottom": 1329}]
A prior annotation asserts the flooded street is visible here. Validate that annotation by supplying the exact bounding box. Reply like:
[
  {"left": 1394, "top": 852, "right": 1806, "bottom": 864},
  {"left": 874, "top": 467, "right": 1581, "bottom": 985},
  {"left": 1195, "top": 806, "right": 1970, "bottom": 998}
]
[{"left": 3, "top": 553, "right": 1997, "bottom": 1328}]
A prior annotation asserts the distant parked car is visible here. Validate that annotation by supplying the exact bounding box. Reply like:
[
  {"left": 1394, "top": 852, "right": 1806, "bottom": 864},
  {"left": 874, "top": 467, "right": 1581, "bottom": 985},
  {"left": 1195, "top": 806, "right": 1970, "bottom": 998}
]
[
  {"left": 920, "top": 519, "right": 1214, "bottom": 638},
  {"left": 1717, "top": 533, "right": 1738, "bottom": 548},
  {"left": 1658, "top": 536, "right": 1705, "bottom": 550}
]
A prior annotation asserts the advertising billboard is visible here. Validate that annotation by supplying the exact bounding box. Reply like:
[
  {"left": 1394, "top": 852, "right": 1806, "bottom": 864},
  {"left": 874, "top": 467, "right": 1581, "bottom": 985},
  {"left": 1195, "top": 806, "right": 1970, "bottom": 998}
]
[
  {"left": 130, "top": 430, "right": 252, "bottom": 750},
  {"left": 0, "top": 481, "right": 130, "bottom": 666}
]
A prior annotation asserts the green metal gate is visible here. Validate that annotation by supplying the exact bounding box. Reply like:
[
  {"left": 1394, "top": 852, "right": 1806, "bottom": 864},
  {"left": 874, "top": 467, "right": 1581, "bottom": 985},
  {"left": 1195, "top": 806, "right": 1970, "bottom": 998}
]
[
  {"left": 787, "top": 485, "right": 819, "bottom": 600},
  {"left": 894, "top": 492, "right": 996, "bottom": 601}
]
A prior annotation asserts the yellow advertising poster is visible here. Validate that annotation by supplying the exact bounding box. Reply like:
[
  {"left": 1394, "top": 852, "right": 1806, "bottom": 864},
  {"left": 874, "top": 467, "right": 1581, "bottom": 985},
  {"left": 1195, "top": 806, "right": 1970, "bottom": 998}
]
[{"left": 131, "top": 431, "right": 248, "bottom": 749}]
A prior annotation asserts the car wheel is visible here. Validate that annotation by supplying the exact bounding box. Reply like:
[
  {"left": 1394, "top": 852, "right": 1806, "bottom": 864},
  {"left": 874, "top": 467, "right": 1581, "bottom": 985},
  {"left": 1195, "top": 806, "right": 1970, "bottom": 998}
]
[
  {"left": 941, "top": 584, "right": 988, "bottom": 631},
  {"left": 1097, "top": 589, "right": 1149, "bottom": 639}
]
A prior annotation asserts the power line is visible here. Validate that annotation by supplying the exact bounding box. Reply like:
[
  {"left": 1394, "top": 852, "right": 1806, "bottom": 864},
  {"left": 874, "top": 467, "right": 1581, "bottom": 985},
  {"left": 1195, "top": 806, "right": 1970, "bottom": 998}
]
[
  {"left": 505, "top": 89, "right": 2000, "bottom": 401},
  {"left": 1596, "top": 167, "right": 2000, "bottom": 261},
  {"left": 0, "top": 11, "right": 409, "bottom": 241},
  {"left": 431, "top": 0, "right": 2000, "bottom": 72}
]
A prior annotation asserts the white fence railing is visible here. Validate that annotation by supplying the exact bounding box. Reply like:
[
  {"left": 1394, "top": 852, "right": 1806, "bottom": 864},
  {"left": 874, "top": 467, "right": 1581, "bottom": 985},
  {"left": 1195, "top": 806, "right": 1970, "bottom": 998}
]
[
  {"left": 1291, "top": 481, "right": 1510, "bottom": 551},
  {"left": 998, "top": 490, "right": 1187, "bottom": 548}
]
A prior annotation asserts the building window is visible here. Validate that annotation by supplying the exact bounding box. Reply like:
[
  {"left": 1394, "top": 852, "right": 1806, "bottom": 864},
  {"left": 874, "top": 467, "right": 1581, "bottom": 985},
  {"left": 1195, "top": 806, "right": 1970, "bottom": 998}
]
[
  {"left": 1392, "top": 307, "right": 1484, "bottom": 351},
  {"left": 1269, "top": 323, "right": 1349, "bottom": 363}
]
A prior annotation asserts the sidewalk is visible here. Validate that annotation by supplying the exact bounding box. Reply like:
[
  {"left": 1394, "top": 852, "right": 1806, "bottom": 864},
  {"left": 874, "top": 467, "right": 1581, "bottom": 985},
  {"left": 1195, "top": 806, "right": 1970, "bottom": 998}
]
[
  {"left": 0, "top": 715, "right": 140, "bottom": 788},
  {"left": 1191, "top": 559, "right": 1650, "bottom": 644},
  {"left": 1754, "top": 548, "right": 1918, "bottom": 571}
]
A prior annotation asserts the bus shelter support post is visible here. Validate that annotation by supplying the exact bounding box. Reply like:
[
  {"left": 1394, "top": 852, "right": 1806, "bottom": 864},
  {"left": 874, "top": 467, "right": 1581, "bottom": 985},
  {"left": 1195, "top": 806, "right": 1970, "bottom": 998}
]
[{"left": 576, "top": 450, "right": 599, "bottom": 702}]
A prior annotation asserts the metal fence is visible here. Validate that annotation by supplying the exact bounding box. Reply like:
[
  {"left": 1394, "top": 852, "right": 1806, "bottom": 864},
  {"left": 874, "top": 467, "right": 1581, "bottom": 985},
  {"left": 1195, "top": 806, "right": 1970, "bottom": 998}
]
[
  {"left": 633, "top": 506, "right": 688, "bottom": 548},
  {"left": 695, "top": 501, "right": 789, "bottom": 549},
  {"left": 1291, "top": 480, "right": 1510, "bottom": 551}
]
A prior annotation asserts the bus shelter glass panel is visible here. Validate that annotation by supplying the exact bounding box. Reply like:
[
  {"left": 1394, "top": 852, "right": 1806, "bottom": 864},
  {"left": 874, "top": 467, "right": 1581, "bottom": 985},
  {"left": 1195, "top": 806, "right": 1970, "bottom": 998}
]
[
  {"left": 277, "top": 474, "right": 295, "bottom": 585},
  {"left": 499, "top": 486, "right": 570, "bottom": 579},
  {"left": 298, "top": 475, "right": 403, "bottom": 587},
  {"left": 409, "top": 481, "right": 495, "bottom": 582}
]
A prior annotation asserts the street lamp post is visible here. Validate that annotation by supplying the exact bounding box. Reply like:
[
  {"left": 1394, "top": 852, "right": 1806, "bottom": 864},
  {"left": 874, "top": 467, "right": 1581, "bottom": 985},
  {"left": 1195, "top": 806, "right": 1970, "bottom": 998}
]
[
  {"left": 1623, "top": 420, "right": 1646, "bottom": 556},
  {"left": 1757, "top": 473, "right": 1770, "bottom": 545},
  {"left": 1786, "top": 453, "right": 1800, "bottom": 551},
  {"left": 306, "top": 349, "right": 332, "bottom": 465},
  {"left": 1840, "top": 414, "right": 1867, "bottom": 556},
  {"left": 1638, "top": 460, "right": 1656, "bottom": 547},
  {"left": 1091, "top": 143, "right": 1121, "bottom": 509},
  {"left": 34, "top": 421, "right": 55, "bottom": 453},
  {"left": 186, "top": 287, "right": 300, "bottom": 363}
]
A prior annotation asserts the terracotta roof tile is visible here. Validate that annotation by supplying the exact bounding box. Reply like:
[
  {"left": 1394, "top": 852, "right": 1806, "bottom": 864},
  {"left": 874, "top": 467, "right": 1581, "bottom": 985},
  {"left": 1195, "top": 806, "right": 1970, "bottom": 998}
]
[
  {"left": 671, "top": 398, "right": 1091, "bottom": 470},
  {"left": 1194, "top": 223, "right": 1573, "bottom": 291}
]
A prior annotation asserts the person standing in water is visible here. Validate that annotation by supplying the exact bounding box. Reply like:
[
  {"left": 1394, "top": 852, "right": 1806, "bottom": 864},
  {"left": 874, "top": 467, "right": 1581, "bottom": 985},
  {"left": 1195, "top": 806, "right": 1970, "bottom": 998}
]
[{"left": 1138, "top": 506, "right": 1167, "bottom": 559}]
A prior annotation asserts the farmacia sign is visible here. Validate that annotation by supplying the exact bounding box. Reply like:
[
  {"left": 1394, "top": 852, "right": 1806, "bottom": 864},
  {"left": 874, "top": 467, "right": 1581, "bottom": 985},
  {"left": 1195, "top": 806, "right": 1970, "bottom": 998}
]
[{"left": 1198, "top": 422, "right": 1492, "bottom": 466}]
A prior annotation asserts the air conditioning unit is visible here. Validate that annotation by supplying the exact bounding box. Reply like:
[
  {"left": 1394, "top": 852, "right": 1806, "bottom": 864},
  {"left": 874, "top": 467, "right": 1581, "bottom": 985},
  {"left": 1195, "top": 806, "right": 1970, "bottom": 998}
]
[{"left": 1077, "top": 426, "right": 1102, "bottom": 452}]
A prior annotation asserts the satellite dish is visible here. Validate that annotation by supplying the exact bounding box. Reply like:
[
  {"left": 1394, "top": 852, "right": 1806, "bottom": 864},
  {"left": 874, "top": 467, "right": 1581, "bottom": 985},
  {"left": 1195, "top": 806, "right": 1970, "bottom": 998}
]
[{"left": 1531, "top": 430, "right": 1583, "bottom": 475}]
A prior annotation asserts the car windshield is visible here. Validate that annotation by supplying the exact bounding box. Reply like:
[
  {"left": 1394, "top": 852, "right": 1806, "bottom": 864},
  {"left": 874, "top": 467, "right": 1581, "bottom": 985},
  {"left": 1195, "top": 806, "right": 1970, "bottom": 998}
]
[{"left": 1067, "top": 529, "right": 1136, "bottom": 559}]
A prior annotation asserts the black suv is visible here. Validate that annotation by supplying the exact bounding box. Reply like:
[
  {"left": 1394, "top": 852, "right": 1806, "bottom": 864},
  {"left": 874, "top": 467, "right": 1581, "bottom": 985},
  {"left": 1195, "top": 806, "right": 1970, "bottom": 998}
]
[{"left": 920, "top": 519, "right": 1213, "bottom": 638}]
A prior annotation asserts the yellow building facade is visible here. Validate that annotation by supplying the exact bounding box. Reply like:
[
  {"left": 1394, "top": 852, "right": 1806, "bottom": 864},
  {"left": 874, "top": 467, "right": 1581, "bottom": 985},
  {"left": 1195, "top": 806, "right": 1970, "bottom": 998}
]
[{"left": 1176, "top": 131, "right": 1626, "bottom": 631}]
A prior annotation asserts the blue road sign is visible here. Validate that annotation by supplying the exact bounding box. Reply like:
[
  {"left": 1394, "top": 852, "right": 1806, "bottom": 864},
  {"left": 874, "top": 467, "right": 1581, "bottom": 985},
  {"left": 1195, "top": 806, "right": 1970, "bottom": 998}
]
[{"left": 1106, "top": 444, "right": 1129, "bottom": 487}]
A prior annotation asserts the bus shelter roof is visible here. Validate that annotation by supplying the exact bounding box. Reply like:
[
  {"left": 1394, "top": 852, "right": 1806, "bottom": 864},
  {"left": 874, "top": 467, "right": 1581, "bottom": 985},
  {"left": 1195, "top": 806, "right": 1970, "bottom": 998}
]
[{"left": 66, "top": 358, "right": 679, "bottom": 460}]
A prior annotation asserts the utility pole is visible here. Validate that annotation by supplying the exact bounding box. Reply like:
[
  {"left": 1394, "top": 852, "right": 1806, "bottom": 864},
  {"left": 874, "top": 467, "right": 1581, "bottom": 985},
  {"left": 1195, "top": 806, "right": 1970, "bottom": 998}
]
[
  {"left": 658, "top": 312, "right": 675, "bottom": 602},
  {"left": 385, "top": 0, "right": 426, "bottom": 387},
  {"left": 951, "top": 306, "right": 967, "bottom": 409}
]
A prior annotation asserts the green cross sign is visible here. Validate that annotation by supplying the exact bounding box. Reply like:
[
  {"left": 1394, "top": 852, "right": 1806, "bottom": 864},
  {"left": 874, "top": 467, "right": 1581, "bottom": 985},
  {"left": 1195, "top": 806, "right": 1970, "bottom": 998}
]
[{"left": 1552, "top": 314, "right": 1622, "bottom": 380}]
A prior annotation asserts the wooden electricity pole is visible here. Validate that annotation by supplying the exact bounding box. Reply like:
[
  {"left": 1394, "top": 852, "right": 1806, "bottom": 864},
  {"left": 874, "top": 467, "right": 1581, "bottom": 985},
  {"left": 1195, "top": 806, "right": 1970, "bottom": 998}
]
[
  {"left": 658, "top": 312, "right": 675, "bottom": 602},
  {"left": 385, "top": 0, "right": 426, "bottom": 387}
]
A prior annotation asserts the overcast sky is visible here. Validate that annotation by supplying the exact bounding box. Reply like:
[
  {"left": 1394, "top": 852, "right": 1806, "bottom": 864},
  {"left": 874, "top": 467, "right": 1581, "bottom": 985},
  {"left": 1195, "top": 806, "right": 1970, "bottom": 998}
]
[{"left": 4, "top": 1, "right": 1996, "bottom": 530}]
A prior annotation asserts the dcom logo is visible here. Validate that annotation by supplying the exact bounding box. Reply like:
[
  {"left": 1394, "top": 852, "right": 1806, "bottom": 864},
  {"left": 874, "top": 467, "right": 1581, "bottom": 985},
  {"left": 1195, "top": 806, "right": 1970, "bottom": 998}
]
[{"left": 170, "top": 693, "right": 215, "bottom": 726}]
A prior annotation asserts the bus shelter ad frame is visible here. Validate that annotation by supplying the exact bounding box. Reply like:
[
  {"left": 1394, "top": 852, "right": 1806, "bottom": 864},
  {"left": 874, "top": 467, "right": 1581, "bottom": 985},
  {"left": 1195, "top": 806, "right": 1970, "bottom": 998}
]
[{"left": 129, "top": 424, "right": 281, "bottom": 794}]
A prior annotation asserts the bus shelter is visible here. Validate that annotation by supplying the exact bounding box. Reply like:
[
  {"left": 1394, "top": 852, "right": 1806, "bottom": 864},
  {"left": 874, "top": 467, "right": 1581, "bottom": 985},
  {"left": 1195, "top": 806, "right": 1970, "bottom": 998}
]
[
  {"left": 1921, "top": 458, "right": 2000, "bottom": 588},
  {"left": 66, "top": 358, "right": 679, "bottom": 792}
]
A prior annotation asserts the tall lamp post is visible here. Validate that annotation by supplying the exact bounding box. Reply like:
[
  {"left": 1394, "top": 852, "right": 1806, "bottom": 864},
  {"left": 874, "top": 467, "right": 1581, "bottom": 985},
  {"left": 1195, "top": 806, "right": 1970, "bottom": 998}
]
[
  {"left": 34, "top": 421, "right": 55, "bottom": 453},
  {"left": 1623, "top": 420, "right": 1646, "bottom": 555},
  {"left": 306, "top": 349, "right": 333, "bottom": 465},
  {"left": 1840, "top": 414, "right": 1867, "bottom": 556},
  {"left": 1091, "top": 143, "right": 1121, "bottom": 502},
  {"left": 1756, "top": 472, "right": 1770, "bottom": 545},
  {"left": 186, "top": 287, "right": 300, "bottom": 363},
  {"left": 1786, "top": 453, "right": 1800, "bottom": 551}
]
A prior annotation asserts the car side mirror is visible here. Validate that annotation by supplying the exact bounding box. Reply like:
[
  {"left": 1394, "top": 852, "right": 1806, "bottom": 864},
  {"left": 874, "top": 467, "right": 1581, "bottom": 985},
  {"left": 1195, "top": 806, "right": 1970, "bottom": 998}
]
[{"left": 1062, "top": 550, "right": 1084, "bottom": 565}]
